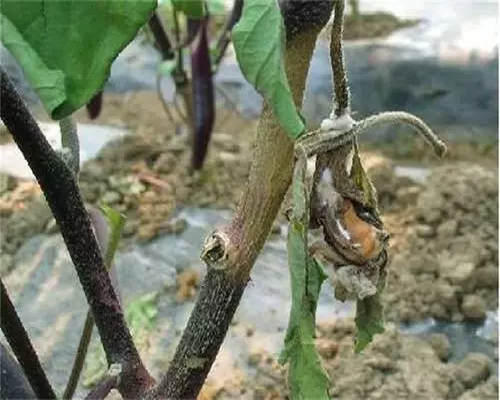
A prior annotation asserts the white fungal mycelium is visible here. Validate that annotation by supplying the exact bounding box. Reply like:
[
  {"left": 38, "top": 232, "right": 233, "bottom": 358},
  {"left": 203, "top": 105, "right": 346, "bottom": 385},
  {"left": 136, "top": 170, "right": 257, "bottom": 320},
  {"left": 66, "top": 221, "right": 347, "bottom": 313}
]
[
  {"left": 335, "top": 265, "right": 377, "bottom": 300},
  {"left": 320, "top": 112, "right": 355, "bottom": 133},
  {"left": 317, "top": 167, "right": 340, "bottom": 208},
  {"left": 345, "top": 146, "right": 355, "bottom": 175},
  {"left": 317, "top": 167, "right": 351, "bottom": 240},
  {"left": 336, "top": 218, "right": 351, "bottom": 240}
]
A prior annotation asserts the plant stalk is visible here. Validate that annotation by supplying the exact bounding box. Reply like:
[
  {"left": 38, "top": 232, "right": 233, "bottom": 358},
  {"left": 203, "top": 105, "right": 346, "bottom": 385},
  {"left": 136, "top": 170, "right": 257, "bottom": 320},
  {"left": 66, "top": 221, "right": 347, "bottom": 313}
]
[
  {"left": 145, "top": 2, "right": 334, "bottom": 398},
  {"left": 0, "top": 66, "right": 153, "bottom": 399},
  {"left": 0, "top": 280, "right": 56, "bottom": 399}
]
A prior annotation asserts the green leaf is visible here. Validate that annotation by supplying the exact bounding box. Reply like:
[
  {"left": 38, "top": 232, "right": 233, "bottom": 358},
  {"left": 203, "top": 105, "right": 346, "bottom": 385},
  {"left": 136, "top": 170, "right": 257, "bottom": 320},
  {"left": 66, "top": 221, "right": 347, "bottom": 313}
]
[
  {"left": 279, "top": 149, "right": 330, "bottom": 399},
  {"left": 125, "top": 291, "right": 159, "bottom": 336},
  {"left": 206, "top": 0, "right": 226, "bottom": 15},
  {"left": 0, "top": 0, "right": 156, "bottom": 120},
  {"left": 158, "top": 59, "right": 178, "bottom": 76},
  {"left": 354, "top": 269, "right": 386, "bottom": 353},
  {"left": 83, "top": 290, "right": 159, "bottom": 387},
  {"left": 172, "top": 0, "right": 204, "bottom": 18},
  {"left": 232, "top": 0, "right": 305, "bottom": 140},
  {"left": 98, "top": 204, "right": 126, "bottom": 270}
]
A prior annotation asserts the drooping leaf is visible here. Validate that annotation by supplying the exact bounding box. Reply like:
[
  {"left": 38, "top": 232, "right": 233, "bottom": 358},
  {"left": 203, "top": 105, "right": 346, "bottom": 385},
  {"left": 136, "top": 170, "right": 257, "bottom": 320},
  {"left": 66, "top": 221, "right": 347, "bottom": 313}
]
[
  {"left": 98, "top": 204, "right": 126, "bottom": 269},
  {"left": 279, "top": 149, "right": 330, "bottom": 399},
  {"left": 172, "top": 0, "right": 204, "bottom": 18},
  {"left": 232, "top": 0, "right": 305, "bottom": 140},
  {"left": 350, "top": 143, "right": 379, "bottom": 216},
  {"left": 0, "top": 0, "right": 156, "bottom": 120},
  {"left": 354, "top": 268, "right": 386, "bottom": 353}
]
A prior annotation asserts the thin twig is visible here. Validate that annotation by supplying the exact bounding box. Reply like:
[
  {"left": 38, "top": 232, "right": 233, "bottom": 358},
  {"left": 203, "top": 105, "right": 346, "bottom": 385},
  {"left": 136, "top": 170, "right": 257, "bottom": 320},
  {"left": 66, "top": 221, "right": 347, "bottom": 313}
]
[
  {"left": 63, "top": 311, "right": 95, "bottom": 399},
  {"left": 215, "top": 84, "right": 239, "bottom": 112},
  {"left": 357, "top": 111, "right": 447, "bottom": 156},
  {"left": 59, "top": 116, "right": 80, "bottom": 175},
  {"left": 297, "top": 111, "right": 447, "bottom": 157},
  {"left": 213, "top": 0, "right": 244, "bottom": 67},
  {"left": 64, "top": 205, "right": 124, "bottom": 399},
  {"left": 148, "top": 11, "right": 175, "bottom": 60},
  {"left": 0, "top": 66, "right": 153, "bottom": 398},
  {"left": 0, "top": 280, "right": 56, "bottom": 399},
  {"left": 214, "top": 84, "right": 240, "bottom": 131},
  {"left": 330, "top": 0, "right": 350, "bottom": 117},
  {"left": 0, "top": 342, "right": 37, "bottom": 399},
  {"left": 156, "top": 73, "right": 179, "bottom": 125},
  {"left": 172, "top": 8, "right": 183, "bottom": 71},
  {"left": 84, "top": 374, "right": 118, "bottom": 400}
]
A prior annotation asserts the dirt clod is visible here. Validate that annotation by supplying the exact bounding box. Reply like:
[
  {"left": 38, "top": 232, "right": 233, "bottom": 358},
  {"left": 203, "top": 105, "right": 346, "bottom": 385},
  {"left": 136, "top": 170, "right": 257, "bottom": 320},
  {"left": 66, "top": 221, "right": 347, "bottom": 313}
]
[
  {"left": 384, "top": 163, "right": 498, "bottom": 322},
  {"left": 455, "top": 353, "right": 491, "bottom": 388},
  {"left": 428, "top": 333, "right": 452, "bottom": 361},
  {"left": 176, "top": 268, "right": 200, "bottom": 302}
]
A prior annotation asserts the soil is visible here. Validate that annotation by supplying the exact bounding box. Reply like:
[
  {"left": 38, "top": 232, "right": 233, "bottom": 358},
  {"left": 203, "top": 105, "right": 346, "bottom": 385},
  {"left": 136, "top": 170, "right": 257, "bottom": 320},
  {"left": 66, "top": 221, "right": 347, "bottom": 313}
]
[
  {"left": 1, "top": 92, "right": 498, "bottom": 322},
  {"left": 337, "top": 12, "right": 418, "bottom": 41},
  {"left": 199, "top": 320, "right": 497, "bottom": 400},
  {"left": 0, "top": 92, "right": 497, "bottom": 399},
  {"left": 0, "top": 92, "right": 255, "bottom": 274},
  {"left": 382, "top": 163, "right": 498, "bottom": 323}
]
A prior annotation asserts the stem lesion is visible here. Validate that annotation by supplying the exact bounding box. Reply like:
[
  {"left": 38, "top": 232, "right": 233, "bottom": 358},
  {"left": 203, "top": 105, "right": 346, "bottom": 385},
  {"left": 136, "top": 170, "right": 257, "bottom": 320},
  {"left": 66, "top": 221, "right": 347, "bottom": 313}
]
[
  {"left": 301, "top": 0, "right": 446, "bottom": 161},
  {"left": 298, "top": 110, "right": 447, "bottom": 158},
  {"left": 331, "top": 0, "right": 350, "bottom": 117}
]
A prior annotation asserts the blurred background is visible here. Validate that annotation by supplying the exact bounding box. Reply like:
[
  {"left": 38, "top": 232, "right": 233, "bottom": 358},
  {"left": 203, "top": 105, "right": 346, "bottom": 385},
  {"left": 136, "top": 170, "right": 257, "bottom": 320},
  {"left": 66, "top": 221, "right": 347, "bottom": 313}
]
[{"left": 0, "top": 1, "right": 498, "bottom": 399}]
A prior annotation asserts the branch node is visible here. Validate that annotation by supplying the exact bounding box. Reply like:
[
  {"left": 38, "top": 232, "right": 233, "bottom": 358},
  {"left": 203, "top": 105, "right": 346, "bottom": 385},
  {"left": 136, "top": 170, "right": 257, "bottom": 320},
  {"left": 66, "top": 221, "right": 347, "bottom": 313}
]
[
  {"left": 201, "top": 230, "right": 231, "bottom": 270},
  {"left": 108, "top": 363, "right": 122, "bottom": 378},
  {"left": 320, "top": 112, "right": 355, "bottom": 132}
]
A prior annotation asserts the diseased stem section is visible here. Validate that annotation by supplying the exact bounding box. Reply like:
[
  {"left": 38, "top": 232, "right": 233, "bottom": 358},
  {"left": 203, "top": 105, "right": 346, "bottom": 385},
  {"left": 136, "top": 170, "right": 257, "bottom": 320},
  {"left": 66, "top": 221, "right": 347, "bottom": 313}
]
[
  {"left": 298, "top": 111, "right": 447, "bottom": 158},
  {"left": 331, "top": 0, "right": 350, "bottom": 116},
  {"left": 0, "top": 67, "right": 153, "bottom": 399},
  {"left": 0, "top": 280, "right": 56, "bottom": 399}
]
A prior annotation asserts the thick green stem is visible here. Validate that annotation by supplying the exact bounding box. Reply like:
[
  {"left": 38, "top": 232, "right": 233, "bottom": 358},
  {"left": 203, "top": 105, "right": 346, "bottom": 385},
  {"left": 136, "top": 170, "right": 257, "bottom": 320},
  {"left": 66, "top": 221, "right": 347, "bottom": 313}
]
[
  {"left": 220, "top": 29, "right": 321, "bottom": 280},
  {"left": 146, "top": 2, "right": 334, "bottom": 398}
]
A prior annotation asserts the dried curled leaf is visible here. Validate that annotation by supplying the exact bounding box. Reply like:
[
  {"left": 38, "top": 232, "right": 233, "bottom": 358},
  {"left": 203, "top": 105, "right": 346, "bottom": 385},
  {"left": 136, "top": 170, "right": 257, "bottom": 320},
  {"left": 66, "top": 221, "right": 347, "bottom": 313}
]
[{"left": 310, "top": 142, "right": 388, "bottom": 353}]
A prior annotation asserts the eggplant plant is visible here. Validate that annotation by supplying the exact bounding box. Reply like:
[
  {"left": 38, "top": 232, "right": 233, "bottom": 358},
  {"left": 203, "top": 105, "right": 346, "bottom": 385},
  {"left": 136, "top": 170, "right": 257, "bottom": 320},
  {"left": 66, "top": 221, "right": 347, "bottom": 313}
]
[
  {"left": 0, "top": 0, "right": 446, "bottom": 398},
  {"left": 87, "top": 0, "right": 244, "bottom": 171}
]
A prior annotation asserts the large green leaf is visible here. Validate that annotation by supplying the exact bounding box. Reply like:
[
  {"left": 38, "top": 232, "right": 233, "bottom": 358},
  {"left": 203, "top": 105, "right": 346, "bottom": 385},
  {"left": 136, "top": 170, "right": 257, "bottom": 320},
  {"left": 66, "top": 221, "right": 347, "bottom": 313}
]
[
  {"left": 0, "top": 0, "right": 156, "bottom": 120},
  {"left": 232, "top": 0, "right": 305, "bottom": 140},
  {"left": 279, "top": 150, "right": 330, "bottom": 399}
]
